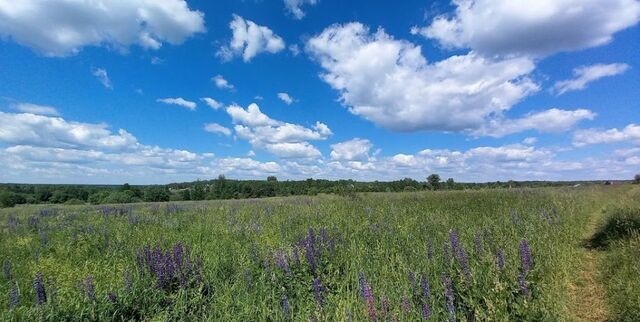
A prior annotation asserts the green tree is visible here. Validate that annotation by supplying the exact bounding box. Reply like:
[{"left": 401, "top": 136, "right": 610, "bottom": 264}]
[
  {"left": 144, "top": 186, "right": 170, "bottom": 202},
  {"left": 445, "top": 178, "right": 455, "bottom": 190},
  {"left": 267, "top": 176, "right": 278, "bottom": 182},
  {"left": 634, "top": 174, "right": 640, "bottom": 184},
  {"left": 427, "top": 174, "right": 441, "bottom": 190},
  {"left": 0, "top": 190, "right": 18, "bottom": 208}
]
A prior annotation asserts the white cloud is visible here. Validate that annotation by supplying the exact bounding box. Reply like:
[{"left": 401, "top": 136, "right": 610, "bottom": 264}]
[
  {"left": 307, "top": 22, "right": 539, "bottom": 133},
  {"left": 414, "top": 0, "right": 640, "bottom": 57},
  {"left": 573, "top": 124, "right": 640, "bottom": 147},
  {"left": 226, "top": 103, "right": 280, "bottom": 127},
  {"left": 0, "top": 0, "right": 205, "bottom": 57},
  {"left": 14, "top": 103, "right": 59, "bottom": 116},
  {"left": 201, "top": 97, "right": 223, "bottom": 110},
  {"left": 330, "top": 138, "right": 374, "bottom": 161},
  {"left": 92, "top": 68, "right": 112, "bottom": 89},
  {"left": 204, "top": 123, "right": 231, "bottom": 136},
  {"left": 0, "top": 111, "right": 137, "bottom": 150},
  {"left": 284, "top": 0, "right": 318, "bottom": 20},
  {"left": 156, "top": 97, "right": 197, "bottom": 110},
  {"left": 474, "top": 108, "right": 596, "bottom": 137},
  {"left": 553, "top": 63, "right": 630, "bottom": 95},
  {"left": 217, "top": 15, "right": 285, "bottom": 62},
  {"left": 226, "top": 103, "right": 331, "bottom": 159},
  {"left": 289, "top": 44, "right": 301, "bottom": 56},
  {"left": 212, "top": 75, "right": 234, "bottom": 90},
  {"left": 277, "top": 92, "right": 295, "bottom": 105}
]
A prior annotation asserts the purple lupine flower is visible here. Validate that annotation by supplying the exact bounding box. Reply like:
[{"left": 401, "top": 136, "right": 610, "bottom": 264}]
[
  {"left": 459, "top": 247, "right": 471, "bottom": 279},
  {"left": 518, "top": 272, "right": 530, "bottom": 297},
  {"left": 519, "top": 239, "right": 533, "bottom": 274},
  {"left": 441, "top": 273, "right": 455, "bottom": 322},
  {"left": 282, "top": 294, "right": 291, "bottom": 321},
  {"left": 107, "top": 292, "right": 117, "bottom": 303},
  {"left": 305, "top": 241, "right": 316, "bottom": 275},
  {"left": 34, "top": 272, "right": 47, "bottom": 305},
  {"left": 449, "top": 230, "right": 460, "bottom": 257},
  {"left": 313, "top": 277, "right": 324, "bottom": 307},
  {"left": 401, "top": 296, "right": 411, "bottom": 313},
  {"left": 173, "top": 242, "right": 184, "bottom": 272},
  {"left": 422, "top": 302, "right": 431, "bottom": 320},
  {"left": 381, "top": 297, "right": 389, "bottom": 319},
  {"left": 9, "top": 281, "right": 19, "bottom": 309},
  {"left": 85, "top": 275, "right": 96, "bottom": 301},
  {"left": 421, "top": 275, "right": 430, "bottom": 300},
  {"left": 358, "top": 272, "right": 367, "bottom": 299},
  {"left": 408, "top": 271, "right": 417, "bottom": 296},
  {"left": 124, "top": 270, "right": 132, "bottom": 291},
  {"left": 496, "top": 248, "right": 506, "bottom": 270},
  {"left": 2, "top": 260, "right": 10, "bottom": 280},
  {"left": 275, "top": 250, "right": 291, "bottom": 275},
  {"left": 427, "top": 239, "right": 434, "bottom": 261},
  {"left": 363, "top": 283, "right": 377, "bottom": 321},
  {"left": 474, "top": 232, "right": 483, "bottom": 256}
]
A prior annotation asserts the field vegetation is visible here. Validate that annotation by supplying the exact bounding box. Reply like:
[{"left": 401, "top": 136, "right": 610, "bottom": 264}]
[{"left": 0, "top": 185, "right": 638, "bottom": 321}]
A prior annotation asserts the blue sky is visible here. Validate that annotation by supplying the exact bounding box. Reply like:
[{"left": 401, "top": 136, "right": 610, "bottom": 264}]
[{"left": 0, "top": 0, "right": 639, "bottom": 184}]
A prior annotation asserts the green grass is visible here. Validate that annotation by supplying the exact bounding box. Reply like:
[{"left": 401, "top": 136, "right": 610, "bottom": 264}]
[
  {"left": 594, "top": 201, "right": 640, "bottom": 322},
  {"left": 0, "top": 186, "right": 632, "bottom": 321}
]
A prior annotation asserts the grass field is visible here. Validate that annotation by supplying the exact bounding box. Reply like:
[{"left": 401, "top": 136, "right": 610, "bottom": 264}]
[{"left": 1, "top": 185, "right": 638, "bottom": 321}]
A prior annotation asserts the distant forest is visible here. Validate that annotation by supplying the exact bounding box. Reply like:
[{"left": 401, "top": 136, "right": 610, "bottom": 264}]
[{"left": 0, "top": 174, "right": 630, "bottom": 208}]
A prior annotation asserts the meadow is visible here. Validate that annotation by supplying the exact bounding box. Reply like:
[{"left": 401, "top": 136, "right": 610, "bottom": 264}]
[{"left": 1, "top": 185, "right": 638, "bottom": 321}]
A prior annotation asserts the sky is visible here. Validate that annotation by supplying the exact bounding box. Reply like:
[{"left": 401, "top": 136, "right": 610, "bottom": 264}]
[{"left": 0, "top": 0, "right": 639, "bottom": 184}]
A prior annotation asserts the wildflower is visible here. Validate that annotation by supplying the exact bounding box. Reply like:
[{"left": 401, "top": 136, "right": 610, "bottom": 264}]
[
  {"left": 9, "top": 281, "right": 19, "bottom": 309},
  {"left": 449, "top": 230, "right": 460, "bottom": 257},
  {"left": 363, "top": 283, "right": 376, "bottom": 321},
  {"left": 2, "top": 260, "right": 10, "bottom": 280},
  {"left": 421, "top": 275, "right": 430, "bottom": 300},
  {"left": 275, "top": 250, "right": 291, "bottom": 275},
  {"left": 441, "top": 273, "right": 455, "bottom": 322},
  {"left": 518, "top": 272, "right": 530, "bottom": 297},
  {"left": 282, "top": 294, "right": 291, "bottom": 321},
  {"left": 313, "top": 277, "right": 324, "bottom": 307},
  {"left": 381, "top": 297, "right": 389, "bottom": 319},
  {"left": 401, "top": 296, "right": 411, "bottom": 313},
  {"left": 34, "top": 272, "right": 47, "bottom": 305},
  {"left": 427, "top": 239, "right": 434, "bottom": 261},
  {"left": 85, "top": 275, "right": 96, "bottom": 302},
  {"left": 496, "top": 248, "right": 506, "bottom": 270},
  {"left": 408, "top": 271, "right": 417, "bottom": 296},
  {"left": 422, "top": 302, "right": 431, "bottom": 320},
  {"left": 519, "top": 239, "right": 533, "bottom": 274},
  {"left": 107, "top": 292, "right": 117, "bottom": 303},
  {"left": 358, "top": 272, "right": 367, "bottom": 299}
]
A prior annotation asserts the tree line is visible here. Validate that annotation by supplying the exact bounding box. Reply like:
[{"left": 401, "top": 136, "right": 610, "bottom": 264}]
[{"left": 0, "top": 174, "right": 628, "bottom": 208}]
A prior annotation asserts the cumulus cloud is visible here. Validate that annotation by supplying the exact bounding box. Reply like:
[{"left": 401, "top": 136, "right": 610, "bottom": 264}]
[
  {"left": 330, "top": 138, "right": 374, "bottom": 161},
  {"left": 277, "top": 92, "right": 295, "bottom": 105},
  {"left": 474, "top": 108, "right": 596, "bottom": 137},
  {"left": 14, "top": 103, "right": 59, "bottom": 116},
  {"left": 226, "top": 103, "right": 331, "bottom": 159},
  {"left": 307, "top": 22, "right": 539, "bottom": 133},
  {"left": 553, "top": 63, "right": 630, "bottom": 95},
  {"left": 156, "top": 97, "right": 197, "bottom": 110},
  {"left": 92, "top": 68, "right": 112, "bottom": 89},
  {"left": 573, "top": 124, "right": 640, "bottom": 147},
  {"left": 217, "top": 15, "right": 285, "bottom": 62},
  {"left": 204, "top": 123, "right": 231, "bottom": 136},
  {"left": 0, "top": 111, "right": 137, "bottom": 150},
  {"left": 284, "top": 0, "right": 318, "bottom": 19},
  {"left": 201, "top": 97, "right": 223, "bottom": 110},
  {"left": 0, "top": 0, "right": 205, "bottom": 57},
  {"left": 414, "top": 0, "right": 640, "bottom": 57},
  {"left": 212, "top": 75, "right": 234, "bottom": 90}
]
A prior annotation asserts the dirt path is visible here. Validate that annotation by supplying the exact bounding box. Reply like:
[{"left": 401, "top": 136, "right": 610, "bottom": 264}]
[{"left": 569, "top": 211, "right": 609, "bottom": 322}]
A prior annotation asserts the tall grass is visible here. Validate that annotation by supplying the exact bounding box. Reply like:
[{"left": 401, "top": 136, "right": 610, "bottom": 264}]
[{"left": 0, "top": 186, "right": 628, "bottom": 321}]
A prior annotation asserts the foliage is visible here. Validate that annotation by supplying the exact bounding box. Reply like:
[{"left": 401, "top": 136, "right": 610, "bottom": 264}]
[{"left": 0, "top": 186, "right": 630, "bottom": 320}]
